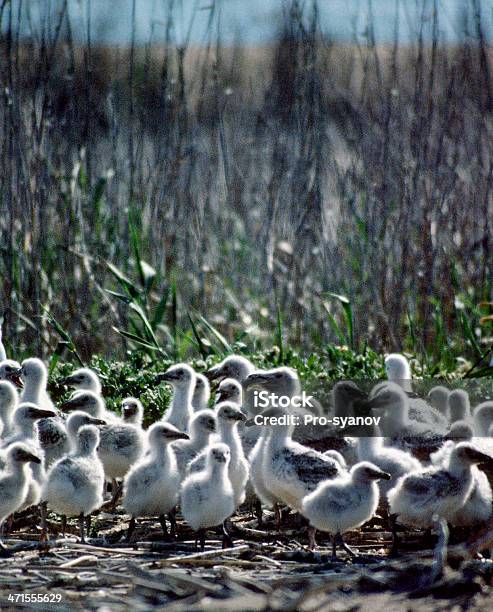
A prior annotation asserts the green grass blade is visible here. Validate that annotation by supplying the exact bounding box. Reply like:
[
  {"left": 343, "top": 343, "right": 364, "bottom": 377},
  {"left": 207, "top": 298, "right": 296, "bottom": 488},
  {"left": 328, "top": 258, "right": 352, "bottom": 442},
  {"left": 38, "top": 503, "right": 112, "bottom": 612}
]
[
  {"left": 459, "top": 311, "right": 482, "bottom": 358},
  {"left": 197, "top": 314, "right": 233, "bottom": 354},
  {"left": 42, "top": 306, "right": 84, "bottom": 366},
  {"left": 129, "top": 212, "right": 146, "bottom": 291},
  {"left": 463, "top": 364, "right": 493, "bottom": 378},
  {"left": 49, "top": 341, "right": 66, "bottom": 374},
  {"left": 187, "top": 312, "right": 210, "bottom": 359},
  {"left": 140, "top": 260, "right": 157, "bottom": 293},
  {"left": 276, "top": 304, "right": 284, "bottom": 364},
  {"left": 106, "top": 260, "right": 140, "bottom": 300},
  {"left": 128, "top": 301, "right": 162, "bottom": 349},
  {"left": 406, "top": 309, "right": 417, "bottom": 354},
  {"left": 344, "top": 302, "right": 354, "bottom": 349},
  {"left": 322, "top": 300, "right": 346, "bottom": 345},
  {"left": 462, "top": 346, "right": 492, "bottom": 379},
  {"left": 105, "top": 289, "right": 133, "bottom": 304},
  {"left": 325, "top": 293, "right": 354, "bottom": 347},
  {"left": 151, "top": 285, "right": 170, "bottom": 328},
  {"left": 128, "top": 212, "right": 155, "bottom": 294},
  {"left": 112, "top": 326, "right": 167, "bottom": 354},
  {"left": 171, "top": 278, "right": 178, "bottom": 356}
]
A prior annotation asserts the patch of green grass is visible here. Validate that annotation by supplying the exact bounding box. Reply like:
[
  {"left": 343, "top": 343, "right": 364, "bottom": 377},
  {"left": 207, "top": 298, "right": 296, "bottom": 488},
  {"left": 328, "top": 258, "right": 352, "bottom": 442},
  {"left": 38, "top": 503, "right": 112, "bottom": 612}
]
[{"left": 47, "top": 343, "right": 492, "bottom": 426}]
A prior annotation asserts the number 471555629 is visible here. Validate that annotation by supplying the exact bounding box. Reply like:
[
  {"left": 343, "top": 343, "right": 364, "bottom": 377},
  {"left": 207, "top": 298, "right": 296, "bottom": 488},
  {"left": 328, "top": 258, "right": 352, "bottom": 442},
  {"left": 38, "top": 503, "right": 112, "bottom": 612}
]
[{"left": 8, "top": 593, "right": 62, "bottom": 603}]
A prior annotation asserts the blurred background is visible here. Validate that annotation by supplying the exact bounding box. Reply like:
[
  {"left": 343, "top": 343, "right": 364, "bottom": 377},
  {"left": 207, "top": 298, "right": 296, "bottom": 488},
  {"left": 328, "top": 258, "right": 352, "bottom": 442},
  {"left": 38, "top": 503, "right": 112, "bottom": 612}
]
[{"left": 0, "top": 0, "right": 492, "bottom": 368}]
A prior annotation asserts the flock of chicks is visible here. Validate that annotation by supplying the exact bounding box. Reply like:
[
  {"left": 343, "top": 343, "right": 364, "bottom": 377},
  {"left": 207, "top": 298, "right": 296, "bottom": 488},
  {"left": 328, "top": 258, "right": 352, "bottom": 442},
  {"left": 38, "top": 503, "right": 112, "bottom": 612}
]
[{"left": 1, "top": 326, "right": 493, "bottom": 559}]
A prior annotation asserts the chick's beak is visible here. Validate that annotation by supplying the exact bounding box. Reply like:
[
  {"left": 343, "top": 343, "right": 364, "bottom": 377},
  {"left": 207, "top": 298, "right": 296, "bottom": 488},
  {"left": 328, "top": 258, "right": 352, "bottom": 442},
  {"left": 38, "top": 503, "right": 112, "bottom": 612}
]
[
  {"left": 156, "top": 371, "right": 178, "bottom": 383},
  {"left": 34, "top": 408, "right": 57, "bottom": 419},
  {"left": 205, "top": 365, "right": 224, "bottom": 381},
  {"left": 242, "top": 373, "right": 270, "bottom": 389},
  {"left": 367, "top": 395, "right": 387, "bottom": 410},
  {"left": 21, "top": 451, "right": 41, "bottom": 464},
  {"left": 349, "top": 386, "right": 368, "bottom": 400},
  {"left": 170, "top": 431, "right": 190, "bottom": 440},
  {"left": 470, "top": 449, "right": 493, "bottom": 468},
  {"left": 60, "top": 398, "right": 81, "bottom": 412},
  {"left": 10, "top": 370, "right": 23, "bottom": 388}
]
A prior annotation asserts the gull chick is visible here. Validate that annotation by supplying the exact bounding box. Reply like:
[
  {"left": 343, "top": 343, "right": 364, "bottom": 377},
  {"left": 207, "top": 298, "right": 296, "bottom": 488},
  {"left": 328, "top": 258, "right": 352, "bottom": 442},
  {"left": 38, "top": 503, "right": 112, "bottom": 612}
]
[
  {"left": 428, "top": 386, "right": 450, "bottom": 416},
  {"left": 0, "top": 360, "right": 22, "bottom": 387},
  {"left": 248, "top": 423, "right": 282, "bottom": 527},
  {"left": 388, "top": 442, "right": 493, "bottom": 528},
  {"left": 430, "top": 420, "right": 474, "bottom": 466},
  {"left": 357, "top": 423, "right": 421, "bottom": 498},
  {"left": 123, "top": 422, "right": 189, "bottom": 540},
  {"left": 156, "top": 364, "right": 196, "bottom": 433},
  {"left": 60, "top": 390, "right": 115, "bottom": 424},
  {"left": 215, "top": 378, "right": 242, "bottom": 406},
  {"left": 207, "top": 356, "right": 255, "bottom": 384},
  {"left": 385, "top": 353, "right": 413, "bottom": 393},
  {"left": 42, "top": 425, "right": 105, "bottom": 543},
  {"left": 19, "top": 358, "right": 54, "bottom": 410},
  {"left": 192, "top": 374, "right": 211, "bottom": 413},
  {"left": 429, "top": 423, "right": 492, "bottom": 528},
  {"left": 181, "top": 443, "right": 235, "bottom": 550},
  {"left": 448, "top": 390, "right": 471, "bottom": 424},
  {"left": 368, "top": 383, "right": 447, "bottom": 453},
  {"left": 173, "top": 409, "right": 217, "bottom": 478},
  {"left": 302, "top": 462, "right": 390, "bottom": 555},
  {"left": 474, "top": 402, "right": 493, "bottom": 436},
  {"left": 189, "top": 402, "right": 248, "bottom": 507},
  {"left": 207, "top": 355, "right": 257, "bottom": 416},
  {"left": 245, "top": 404, "right": 344, "bottom": 513},
  {"left": 0, "top": 444, "right": 41, "bottom": 556},
  {"left": 63, "top": 368, "right": 102, "bottom": 395},
  {"left": 19, "top": 358, "right": 70, "bottom": 466},
  {"left": 0, "top": 381, "right": 18, "bottom": 440}
]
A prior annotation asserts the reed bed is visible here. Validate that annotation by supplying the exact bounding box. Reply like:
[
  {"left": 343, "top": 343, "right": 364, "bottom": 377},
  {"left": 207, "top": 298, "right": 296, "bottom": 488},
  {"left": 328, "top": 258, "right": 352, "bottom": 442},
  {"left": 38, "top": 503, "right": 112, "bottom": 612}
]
[{"left": 0, "top": 0, "right": 491, "bottom": 369}]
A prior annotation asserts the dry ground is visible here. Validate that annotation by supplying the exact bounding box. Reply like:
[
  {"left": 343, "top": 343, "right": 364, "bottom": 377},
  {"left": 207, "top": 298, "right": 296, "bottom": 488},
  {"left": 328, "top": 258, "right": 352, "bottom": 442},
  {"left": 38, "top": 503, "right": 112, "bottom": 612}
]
[{"left": 1, "top": 508, "right": 493, "bottom": 611}]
